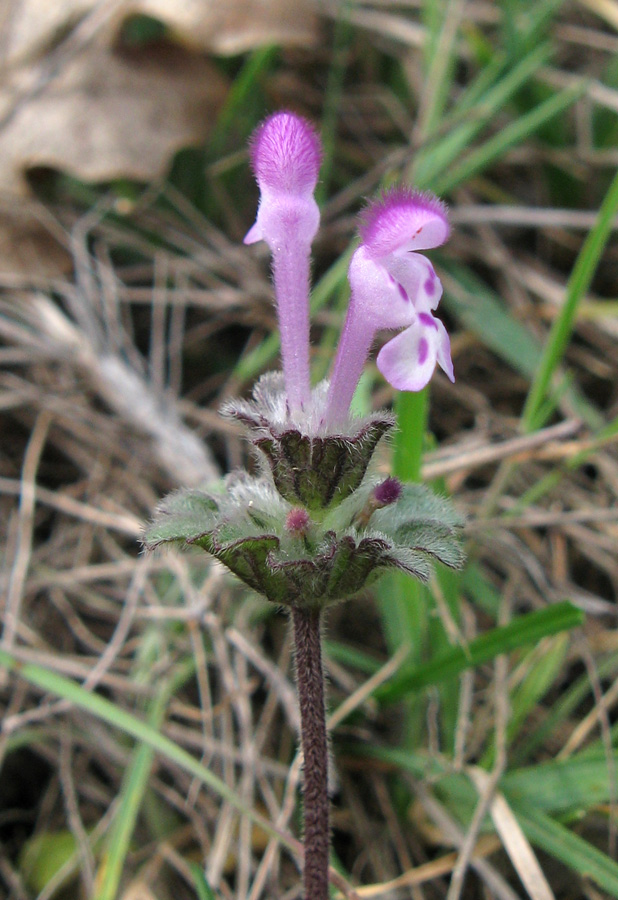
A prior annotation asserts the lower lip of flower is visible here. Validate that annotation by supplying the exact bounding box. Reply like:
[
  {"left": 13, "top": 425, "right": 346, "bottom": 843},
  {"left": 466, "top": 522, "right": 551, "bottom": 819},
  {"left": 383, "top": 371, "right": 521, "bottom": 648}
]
[
  {"left": 419, "top": 312, "right": 438, "bottom": 329},
  {"left": 418, "top": 337, "right": 429, "bottom": 365}
]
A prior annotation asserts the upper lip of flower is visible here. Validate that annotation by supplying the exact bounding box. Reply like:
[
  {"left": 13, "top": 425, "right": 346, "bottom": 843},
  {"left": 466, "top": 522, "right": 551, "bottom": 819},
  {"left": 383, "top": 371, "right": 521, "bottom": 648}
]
[
  {"left": 359, "top": 186, "right": 450, "bottom": 257},
  {"left": 248, "top": 110, "right": 322, "bottom": 196}
]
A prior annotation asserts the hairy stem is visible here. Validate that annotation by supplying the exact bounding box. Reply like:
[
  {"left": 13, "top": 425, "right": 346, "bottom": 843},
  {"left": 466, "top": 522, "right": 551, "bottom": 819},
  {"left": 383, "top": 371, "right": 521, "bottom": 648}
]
[{"left": 292, "top": 606, "right": 329, "bottom": 900}]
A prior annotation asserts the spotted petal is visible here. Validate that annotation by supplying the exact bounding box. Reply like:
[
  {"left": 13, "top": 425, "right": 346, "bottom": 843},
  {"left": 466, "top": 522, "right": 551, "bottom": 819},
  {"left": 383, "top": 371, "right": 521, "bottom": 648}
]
[
  {"left": 385, "top": 253, "right": 443, "bottom": 313},
  {"left": 377, "top": 313, "right": 454, "bottom": 391}
]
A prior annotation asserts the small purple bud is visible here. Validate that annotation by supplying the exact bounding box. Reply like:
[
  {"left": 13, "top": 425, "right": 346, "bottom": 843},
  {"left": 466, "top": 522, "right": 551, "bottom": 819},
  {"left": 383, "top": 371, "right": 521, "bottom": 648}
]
[
  {"left": 286, "top": 507, "right": 311, "bottom": 537},
  {"left": 373, "top": 476, "right": 402, "bottom": 507},
  {"left": 354, "top": 476, "right": 402, "bottom": 528}
]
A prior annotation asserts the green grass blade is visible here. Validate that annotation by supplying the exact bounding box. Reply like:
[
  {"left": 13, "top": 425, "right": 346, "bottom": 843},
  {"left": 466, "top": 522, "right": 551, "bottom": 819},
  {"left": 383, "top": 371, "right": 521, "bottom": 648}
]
[
  {"left": 206, "top": 46, "right": 279, "bottom": 163},
  {"left": 442, "top": 261, "right": 603, "bottom": 428},
  {"left": 317, "top": 2, "right": 354, "bottom": 204},
  {"left": 377, "top": 601, "right": 583, "bottom": 703},
  {"left": 522, "top": 164, "right": 618, "bottom": 431},
  {"left": 323, "top": 640, "right": 381, "bottom": 675},
  {"left": 513, "top": 650, "right": 618, "bottom": 762},
  {"left": 375, "top": 389, "right": 430, "bottom": 744},
  {"left": 435, "top": 81, "right": 585, "bottom": 195},
  {"left": 514, "top": 804, "right": 618, "bottom": 895},
  {"left": 191, "top": 864, "right": 219, "bottom": 900},
  {"left": 509, "top": 414, "right": 618, "bottom": 513},
  {"left": 413, "top": 42, "right": 551, "bottom": 188},
  {"left": 416, "top": 0, "right": 462, "bottom": 141},
  {"left": 0, "top": 648, "right": 294, "bottom": 853},
  {"left": 503, "top": 754, "right": 617, "bottom": 814},
  {"left": 393, "top": 389, "right": 428, "bottom": 482},
  {"left": 482, "top": 633, "right": 569, "bottom": 768},
  {"left": 94, "top": 725, "right": 161, "bottom": 900},
  {"left": 357, "top": 745, "right": 618, "bottom": 817},
  {"left": 354, "top": 743, "right": 618, "bottom": 893},
  {"left": 93, "top": 656, "right": 194, "bottom": 900}
]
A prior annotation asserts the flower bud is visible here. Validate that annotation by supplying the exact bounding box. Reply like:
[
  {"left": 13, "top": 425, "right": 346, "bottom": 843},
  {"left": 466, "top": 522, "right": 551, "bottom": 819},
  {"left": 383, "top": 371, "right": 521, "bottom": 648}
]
[
  {"left": 373, "top": 476, "right": 402, "bottom": 507},
  {"left": 244, "top": 111, "right": 323, "bottom": 414},
  {"left": 286, "top": 507, "right": 311, "bottom": 537}
]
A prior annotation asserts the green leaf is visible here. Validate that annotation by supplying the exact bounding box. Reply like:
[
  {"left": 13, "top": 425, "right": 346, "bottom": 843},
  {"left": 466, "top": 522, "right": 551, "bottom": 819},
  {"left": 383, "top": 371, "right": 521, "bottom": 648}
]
[
  {"left": 522, "top": 163, "right": 618, "bottom": 430},
  {"left": 20, "top": 831, "right": 81, "bottom": 894},
  {"left": 143, "top": 489, "right": 220, "bottom": 548},
  {"left": 435, "top": 81, "right": 586, "bottom": 195},
  {"left": 190, "top": 864, "right": 219, "bottom": 900},
  {"left": 377, "top": 602, "right": 584, "bottom": 703}
]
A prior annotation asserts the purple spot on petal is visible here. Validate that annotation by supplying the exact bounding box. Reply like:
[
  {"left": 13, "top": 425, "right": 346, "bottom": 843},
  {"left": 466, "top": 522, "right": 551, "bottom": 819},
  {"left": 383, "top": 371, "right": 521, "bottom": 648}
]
[
  {"left": 419, "top": 312, "right": 438, "bottom": 330},
  {"left": 418, "top": 337, "right": 429, "bottom": 365},
  {"left": 424, "top": 278, "right": 435, "bottom": 296},
  {"left": 389, "top": 274, "right": 397, "bottom": 285},
  {"left": 397, "top": 282, "right": 409, "bottom": 302}
]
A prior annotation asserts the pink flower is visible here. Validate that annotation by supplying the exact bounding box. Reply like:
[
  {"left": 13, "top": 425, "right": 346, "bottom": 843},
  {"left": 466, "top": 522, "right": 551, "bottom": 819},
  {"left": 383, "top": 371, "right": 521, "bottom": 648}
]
[
  {"left": 245, "top": 111, "right": 322, "bottom": 413},
  {"left": 323, "top": 188, "right": 453, "bottom": 427}
]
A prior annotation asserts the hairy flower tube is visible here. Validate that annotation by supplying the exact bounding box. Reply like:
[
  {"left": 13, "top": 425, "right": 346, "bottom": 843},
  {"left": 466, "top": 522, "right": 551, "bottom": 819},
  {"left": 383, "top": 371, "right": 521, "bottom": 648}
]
[
  {"left": 244, "top": 111, "right": 322, "bottom": 414},
  {"left": 323, "top": 188, "right": 454, "bottom": 427}
]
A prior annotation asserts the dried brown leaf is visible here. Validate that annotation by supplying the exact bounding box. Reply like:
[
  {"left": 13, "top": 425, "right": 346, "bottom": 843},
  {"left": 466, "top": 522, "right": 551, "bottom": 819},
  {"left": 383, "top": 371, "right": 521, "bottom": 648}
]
[
  {"left": 0, "top": 204, "right": 71, "bottom": 276},
  {"left": 0, "top": 42, "right": 228, "bottom": 193},
  {"left": 3, "top": 0, "right": 318, "bottom": 62}
]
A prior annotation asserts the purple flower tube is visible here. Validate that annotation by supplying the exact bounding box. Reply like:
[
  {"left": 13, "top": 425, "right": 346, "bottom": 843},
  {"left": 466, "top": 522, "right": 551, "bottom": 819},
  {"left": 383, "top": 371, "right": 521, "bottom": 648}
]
[{"left": 245, "top": 111, "right": 322, "bottom": 414}]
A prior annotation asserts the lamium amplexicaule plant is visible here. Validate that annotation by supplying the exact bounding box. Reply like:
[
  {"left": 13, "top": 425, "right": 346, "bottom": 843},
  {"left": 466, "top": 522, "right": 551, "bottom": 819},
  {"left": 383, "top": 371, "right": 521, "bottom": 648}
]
[{"left": 143, "top": 112, "right": 464, "bottom": 900}]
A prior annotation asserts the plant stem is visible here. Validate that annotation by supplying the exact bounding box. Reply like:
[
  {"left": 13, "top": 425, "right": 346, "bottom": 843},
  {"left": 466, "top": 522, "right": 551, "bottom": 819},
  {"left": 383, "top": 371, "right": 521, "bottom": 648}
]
[{"left": 292, "top": 606, "right": 329, "bottom": 900}]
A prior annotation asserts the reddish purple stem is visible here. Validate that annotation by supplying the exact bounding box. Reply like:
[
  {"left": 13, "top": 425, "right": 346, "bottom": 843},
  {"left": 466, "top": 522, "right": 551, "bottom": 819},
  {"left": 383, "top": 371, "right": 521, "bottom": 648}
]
[{"left": 292, "top": 606, "right": 330, "bottom": 900}]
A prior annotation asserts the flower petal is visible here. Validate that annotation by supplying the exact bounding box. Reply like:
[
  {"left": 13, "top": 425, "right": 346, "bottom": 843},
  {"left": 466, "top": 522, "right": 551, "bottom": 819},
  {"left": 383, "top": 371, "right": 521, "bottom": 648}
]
[
  {"left": 376, "top": 319, "right": 439, "bottom": 391},
  {"left": 385, "top": 253, "right": 443, "bottom": 313},
  {"left": 249, "top": 111, "right": 322, "bottom": 194},
  {"left": 243, "top": 189, "right": 319, "bottom": 248},
  {"left": 436, "top": 318, "right": 455, "bottom": 382},
  {"left": 347, "top": 246, "right": 416, "bottom": 331},
  {"left": 359, "top": 187, "right": 449, "bottom": 257},
  {"left": 243, "top": 221, "right": 262, "bottom": 245}
]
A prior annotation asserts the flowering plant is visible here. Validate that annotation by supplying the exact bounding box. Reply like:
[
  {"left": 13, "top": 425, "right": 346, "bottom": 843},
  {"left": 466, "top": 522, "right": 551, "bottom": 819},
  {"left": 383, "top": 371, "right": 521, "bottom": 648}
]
[{"left": 144, "top": 111, "right": 463, "bottom": 900}]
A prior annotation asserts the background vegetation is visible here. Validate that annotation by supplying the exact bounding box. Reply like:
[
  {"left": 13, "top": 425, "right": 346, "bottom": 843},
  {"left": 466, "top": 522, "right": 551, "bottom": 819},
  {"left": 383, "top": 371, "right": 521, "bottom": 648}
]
[{"left": 1, "top": 1, "right": 618, "bottom": 898}]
